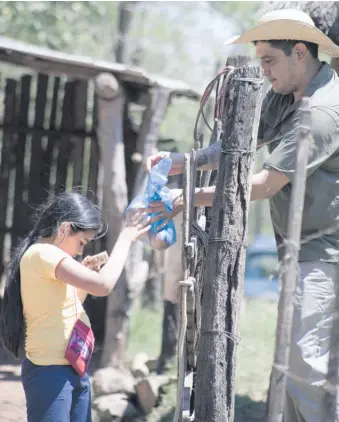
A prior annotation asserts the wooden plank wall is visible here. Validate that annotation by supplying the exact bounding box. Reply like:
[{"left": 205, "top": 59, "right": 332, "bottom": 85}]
[{"left": 0, "top": 71, "right": 102, "bottom": 274}]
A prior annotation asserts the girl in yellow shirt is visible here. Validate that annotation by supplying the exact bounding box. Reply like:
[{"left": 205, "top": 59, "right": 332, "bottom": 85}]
[{"left": 0, "top": 191, "right": 150, "bottom": 422}]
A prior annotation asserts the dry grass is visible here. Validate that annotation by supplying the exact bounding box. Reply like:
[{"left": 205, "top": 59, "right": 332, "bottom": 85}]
[{"left": 127, "top": 298, "right": 277, "bottom": 422}]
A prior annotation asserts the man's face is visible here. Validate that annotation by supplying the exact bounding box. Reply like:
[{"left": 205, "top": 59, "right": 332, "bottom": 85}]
[{"left": 255, "top": 41, "right": 299, "bottom": 95}]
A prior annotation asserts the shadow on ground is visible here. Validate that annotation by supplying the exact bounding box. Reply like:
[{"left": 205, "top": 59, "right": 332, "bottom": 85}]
[
  {"left": 0, "top": 346, "right": 23, "bottom": 382},
  {"left": 234, "top": 394, "right": 267, "bottom": 422},
  {"left": 154, "top": 395, "right": 267, "bottom": 422}
]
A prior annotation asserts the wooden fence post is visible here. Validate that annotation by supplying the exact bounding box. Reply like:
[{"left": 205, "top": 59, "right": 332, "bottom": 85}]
[
  {"left": 194, "top": 62, "right": 263, "bottom": 422},
  {"left": 126, "top": 87, "right": 171, "bottom": 296},
  {"left": 99, "top": 80, "right": 170, "bottom": 367},
  {"left": 0, "top": 79, "right": 17, "bottom": 275},
  {"left": 323, "top": 278, "right": 339, "bottom": 422},
  {"left": 267, "top": 97, "right": 312, "bottom": 422},
  {"left": 94, "top": 72, "right": 129, "bottom": 368}
]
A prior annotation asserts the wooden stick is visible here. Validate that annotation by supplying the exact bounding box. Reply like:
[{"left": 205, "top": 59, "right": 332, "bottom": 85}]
[
  {"left": 268, "top": 97, "right": 312, "bottom": 422},
  {"left": 322, "top": 274, "right": 339, "bottom": 421}
]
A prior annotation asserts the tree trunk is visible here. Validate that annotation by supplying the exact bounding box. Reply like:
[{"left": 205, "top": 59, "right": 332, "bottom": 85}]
[
  {"left": 114, "top": 1, "right": 136, "bottom": 63},
  {"left": 94, "top": 73, "right": 129, "bottom": 368},
  {"left": 126, "top": 87, "right": 171, "bottom": 297},
  {"left": 101, "top": 87, "right": 170, "bottom": 367},
  {"left": 194, "top": 61, "right": 263, "bottom": 422}
]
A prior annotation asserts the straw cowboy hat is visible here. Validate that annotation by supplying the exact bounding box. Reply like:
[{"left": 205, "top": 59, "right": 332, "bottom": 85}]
[{"left": 226, "top": 9, "right": 339, "bottom": 57}]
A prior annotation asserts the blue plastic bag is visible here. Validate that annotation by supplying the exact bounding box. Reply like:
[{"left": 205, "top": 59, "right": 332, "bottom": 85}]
[{"left": 126, "top": 157, "right": 176, "bottom": 250}]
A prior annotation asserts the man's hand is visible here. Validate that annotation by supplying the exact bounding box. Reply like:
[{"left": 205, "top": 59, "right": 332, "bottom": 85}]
[
  {"left": 148, "top": 188, "right": 184, "bottom": 228},
  {"left": 146, "top": 151, "right": 185, "bottom": 175}
]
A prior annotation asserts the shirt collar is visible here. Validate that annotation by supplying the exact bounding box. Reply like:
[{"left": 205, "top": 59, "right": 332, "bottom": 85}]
[{"left": 304, "top": 62, "right": 334, "bottom": 97}]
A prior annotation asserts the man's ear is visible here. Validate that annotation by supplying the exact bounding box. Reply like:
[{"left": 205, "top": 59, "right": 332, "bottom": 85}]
[{"left": 294, "top": 43, "right": 307, "bottom": 60}]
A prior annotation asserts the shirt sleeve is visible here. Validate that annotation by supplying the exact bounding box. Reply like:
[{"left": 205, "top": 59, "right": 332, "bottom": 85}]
[
  {"left": 264, "top": 107, "right": 339, "bottom": 181},
  {"left": 36, "top": 244, "right": 70, "bottom": 280}
]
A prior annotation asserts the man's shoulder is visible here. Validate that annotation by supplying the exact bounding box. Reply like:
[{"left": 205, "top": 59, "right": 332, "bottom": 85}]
[
  {"left": 311, "top": 79, "right": 339, "bottom": 107},
  {"left": 310, "top": 106, "right": 339, "bottom": 139}
]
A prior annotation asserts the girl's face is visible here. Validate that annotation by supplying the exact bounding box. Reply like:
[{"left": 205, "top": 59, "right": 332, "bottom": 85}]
[{"left": 54, "top": 223, "right": 96, "bottom": 258}]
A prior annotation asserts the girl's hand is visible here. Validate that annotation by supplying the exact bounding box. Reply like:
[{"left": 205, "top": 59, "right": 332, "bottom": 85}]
[
  {"left": 81, "top": 252, "right": 108, "bottom": 272},
  {"left": 82, "top": 256, "right": 101, "bottom": 272},
  {"left": 122, "top": 211, "right": 151, "bottom": 243}
]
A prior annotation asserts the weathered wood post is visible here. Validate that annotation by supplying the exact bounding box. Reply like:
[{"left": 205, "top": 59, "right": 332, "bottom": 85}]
[
  {"left": 267, "top": 98, "right": 312, "bottom": 422},
  {"left": 100, "top": 84, "right": 170, "bottom": 367},
  {"left": 194, "top": 61, "right": 263, "bottom": 422},
  {"left": 323, "top": 279, "right": 339, "bottom": 422},
  {"left": 126, "top": 87, "right": 171, "bottom": 296},
  {"left": 94, "top": 72, "right": 129, "bottom": 368}
]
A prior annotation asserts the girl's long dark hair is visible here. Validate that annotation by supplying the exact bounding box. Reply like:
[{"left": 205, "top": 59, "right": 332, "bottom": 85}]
[{"left": 0, "top": 191, "right": 103, "bottom": 358}]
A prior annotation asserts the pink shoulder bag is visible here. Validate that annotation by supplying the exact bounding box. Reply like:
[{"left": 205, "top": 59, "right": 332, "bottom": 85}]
[{"left": 65, "top": 289, "right": 95, "bottom": 377}]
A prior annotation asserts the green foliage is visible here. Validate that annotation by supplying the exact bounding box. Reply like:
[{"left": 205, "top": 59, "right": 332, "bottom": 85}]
[
  {"left": 0, "top": 1, "right": 266, "bottom": 176},
  {"left": 210, "top": 1, "right": 261, "bottom": 30},
  {"left": 0, "top": 1, "right": 118, "bottom": 58}
]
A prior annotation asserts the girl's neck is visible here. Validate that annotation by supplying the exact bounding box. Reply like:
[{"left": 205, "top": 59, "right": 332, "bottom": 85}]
[{"left": 37, "top": 237, "right": 54, "bottom": 245}]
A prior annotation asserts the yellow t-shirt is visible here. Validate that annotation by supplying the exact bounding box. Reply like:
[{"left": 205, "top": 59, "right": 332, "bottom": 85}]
[{"left": 20, "top": 243, "right": 91, "bottom": 365}]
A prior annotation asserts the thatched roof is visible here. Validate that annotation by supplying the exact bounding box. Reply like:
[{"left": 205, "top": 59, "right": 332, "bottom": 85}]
[{"left": 0, "top": 35, "right": 200, "bottom": 101}]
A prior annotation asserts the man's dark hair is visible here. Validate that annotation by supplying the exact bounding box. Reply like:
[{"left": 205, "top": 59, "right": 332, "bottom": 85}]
[{"left": 255, "top": 39, "right": 319, "bottom": 59}]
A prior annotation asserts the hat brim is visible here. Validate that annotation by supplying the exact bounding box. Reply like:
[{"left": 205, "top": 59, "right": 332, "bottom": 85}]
[{"left": 225, "top": 19, "right": 339, "bottom": 57}]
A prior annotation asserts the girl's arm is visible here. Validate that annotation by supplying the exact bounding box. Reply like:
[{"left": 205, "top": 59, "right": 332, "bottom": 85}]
[{"left": 55, "top": 216, "right": 150, "bottom": 297}]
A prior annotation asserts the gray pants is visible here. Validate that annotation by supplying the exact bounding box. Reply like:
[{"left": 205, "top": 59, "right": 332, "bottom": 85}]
[{"left": 284, "top": 262, "right": 339, "bottom": 421}]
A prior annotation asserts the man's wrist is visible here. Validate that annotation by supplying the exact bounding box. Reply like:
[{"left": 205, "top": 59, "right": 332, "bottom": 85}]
[{"left": 170, "top": 152, "right": 185, "bottom": 174}]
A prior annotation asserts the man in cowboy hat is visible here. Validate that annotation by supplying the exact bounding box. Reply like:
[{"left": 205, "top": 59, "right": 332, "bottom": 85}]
[{"left": 143, "top": 8, "right": 339, "bottom": 421}]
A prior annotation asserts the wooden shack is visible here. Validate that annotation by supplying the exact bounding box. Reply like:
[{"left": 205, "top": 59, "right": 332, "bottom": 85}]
[{"left": 0, "top": 35, "right": 200, "bottom": 341}]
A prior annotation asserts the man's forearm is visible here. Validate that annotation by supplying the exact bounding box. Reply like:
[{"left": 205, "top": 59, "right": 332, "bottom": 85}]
[
  {"left": 195, "top": 141, "right": 221, "bottom": 171},
  {"left": 194, "top": 186, "right": 216, "bottom": 207},
  {"left": 193, "top": 181, "right": 265, "bottom": 208},
  {"left": 192, "top": 168, "right": 288, "bottom": 207}
]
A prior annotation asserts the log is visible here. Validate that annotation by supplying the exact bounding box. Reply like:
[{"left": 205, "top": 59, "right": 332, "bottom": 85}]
[
  {"left": 267, "top": 98, "right": 312, "bottom": 422},
  {"left": 95, "top": 73, "right": 129, "bottom": 368},
  {"left": 194, "top": 61, "right": 263, "bottom": 422}
]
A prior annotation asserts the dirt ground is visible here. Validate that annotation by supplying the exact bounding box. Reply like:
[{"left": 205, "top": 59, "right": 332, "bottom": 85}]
[
  {"left": 0, "top": 347, "right": 102, "bottom": 422},
  {"left": 0, "top": 347, "right": 26, "bottom": 422}
]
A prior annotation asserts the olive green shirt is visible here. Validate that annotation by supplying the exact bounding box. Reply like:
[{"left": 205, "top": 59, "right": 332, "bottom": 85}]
[{"left": 258, "top": 63, "right": 339, "bottom": 262}]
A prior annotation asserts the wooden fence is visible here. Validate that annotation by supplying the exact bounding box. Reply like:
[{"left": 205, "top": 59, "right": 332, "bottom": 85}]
[{"left": 0, "top": 71, "right": 102, "bottom": 276}]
